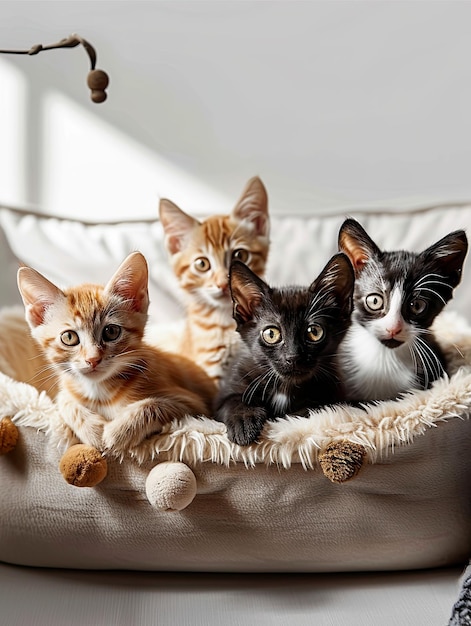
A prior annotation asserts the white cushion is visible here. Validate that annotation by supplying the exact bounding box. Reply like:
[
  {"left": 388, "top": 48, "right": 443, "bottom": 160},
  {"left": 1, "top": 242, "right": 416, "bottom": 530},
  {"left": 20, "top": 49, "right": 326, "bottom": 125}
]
[{"left": 1, "top": 202, "right": 470, "bottom": 319}]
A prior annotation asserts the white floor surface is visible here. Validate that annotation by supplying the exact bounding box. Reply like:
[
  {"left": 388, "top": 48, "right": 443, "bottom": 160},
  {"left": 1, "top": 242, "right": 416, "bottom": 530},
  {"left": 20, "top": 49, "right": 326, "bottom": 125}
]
[{"left": 0, "top": 562, "right": 464, "bottom": 625}]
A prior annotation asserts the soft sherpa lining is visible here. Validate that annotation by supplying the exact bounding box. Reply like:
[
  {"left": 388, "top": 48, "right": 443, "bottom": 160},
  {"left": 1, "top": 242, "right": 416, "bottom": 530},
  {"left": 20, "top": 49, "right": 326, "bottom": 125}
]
[{"left": 1, "top": 309, "right": 470, "bottom": 469}]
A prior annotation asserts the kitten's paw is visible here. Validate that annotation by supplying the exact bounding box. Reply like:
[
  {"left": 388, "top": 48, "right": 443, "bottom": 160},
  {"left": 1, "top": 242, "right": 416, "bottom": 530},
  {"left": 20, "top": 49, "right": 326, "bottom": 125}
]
[
  {"left": 102, "top": 415, "right": 163, "bottom": 456},
  {"left": 102, "top": 420, "right": 135, "bottom": 455},
  {"left": 226, "top": 407, "right": 267, "bottom": 446},
  {"left": 81, "top": 427, "right": 104, "bottom": 451},
  {"left": 319, "top": 440, "right": 367, "bottom": 483}
]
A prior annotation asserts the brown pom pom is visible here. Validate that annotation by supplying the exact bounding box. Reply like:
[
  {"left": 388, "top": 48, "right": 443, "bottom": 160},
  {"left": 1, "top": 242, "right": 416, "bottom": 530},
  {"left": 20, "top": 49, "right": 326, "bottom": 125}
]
[
  {"left": 319, "top": 440, "right": 367, "bottom": 483},
  {"left": 59, "top": 444, "right": 108, "bottom": 487},
  {"left": 0, "top": 417, "right": 19, "bottom": 455}
]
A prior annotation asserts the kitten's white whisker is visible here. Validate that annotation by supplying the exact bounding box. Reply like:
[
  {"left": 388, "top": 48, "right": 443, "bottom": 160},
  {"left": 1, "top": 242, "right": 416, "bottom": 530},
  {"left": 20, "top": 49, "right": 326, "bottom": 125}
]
[
  {"left": 451, "top": 343, "right": 465, "bottom": 359},
  {"left": 261, "top": 371, "right": 275, "bottom": 402},
  {"left": 414, "top": 273, "right": 451, "bottom": 289},
  {"left": 416, "top": 279, "right": 451, "bottom": 291},
  {"left": 413, "top": 336, "right": 444, "bottom": 387},
  {"left": 415, "top": 287, "right": 447, "bottom": 305},
  {"left": 242, "top": 365, "right": 267, "bottom": 382},
  {"left": 367, "top": 257, "right": 388, "bottom": 294},
  {"left": 411, "top": 340, "right": 430, "bottom": 390},
  {"left": 308, "top": 285, "right": 339, "bottom": 316},
  {"left": 242, "top": 369, "right": 273, "bottom": 405},
  {"left": 407, "top": 342, "right": 420, "bottom": 387}
]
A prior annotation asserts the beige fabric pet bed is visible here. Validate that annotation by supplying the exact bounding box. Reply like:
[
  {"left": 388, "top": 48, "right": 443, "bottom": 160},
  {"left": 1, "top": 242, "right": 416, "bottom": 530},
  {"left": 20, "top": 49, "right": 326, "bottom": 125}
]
[
  {"left": 0, "top": 203, "right": 471, "bottom": 573},
  {"left": 0, "top": 309, "right": 471, "bottom": 573}
]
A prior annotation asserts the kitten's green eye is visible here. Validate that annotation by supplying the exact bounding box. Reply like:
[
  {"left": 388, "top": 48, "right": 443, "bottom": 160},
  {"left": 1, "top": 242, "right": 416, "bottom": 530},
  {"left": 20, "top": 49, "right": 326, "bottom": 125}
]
[
  {"left": 193, "top": 257, "right": 211, "bottom": 272},
  {"left": 365, "top": 293, "right": 384, "bottom": 312},
  {"left": 261, "top": 326, "right": 282, "bottom": 345},
  {"left": 102, "top": 324, "right": 121, "bottom": 342},
  {"left": 232, "top": 249, "right": 249, "bottom": 263},
  {"left": 306, "top": 324, "right": 324, "bottom": 343},
  {"left": 410, "top": 298, "right": 427, "bottom": 316},
  {"left": 61, "top": 330, "right": 79, "bottom": 346}
]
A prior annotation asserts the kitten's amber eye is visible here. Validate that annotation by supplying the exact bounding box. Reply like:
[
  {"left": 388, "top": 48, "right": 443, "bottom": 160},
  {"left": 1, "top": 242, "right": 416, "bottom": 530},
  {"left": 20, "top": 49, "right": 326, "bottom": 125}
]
[
  {"left": 410, "top": 298, "right": 427, "bottom": 316},
  {"left": 365, "top": 293, "right": 384, "bottom": 312},
  {"left": 102, "top": 324, "right": 121, "bottom": 342},
  {"left": 193, "top": 257, "right": 211, "bottom": 272},
  {"left": 306, "top": 324, "right": 324, "bottom": 343},
  {"left": 61, "top": 330, "right": 79, "bottom": 346},
  {"left": 261, "top": 326, "right": 282, "bottom": 345},
  {"left": 232, "top": 249, "right": 249, "bottom": 263}
]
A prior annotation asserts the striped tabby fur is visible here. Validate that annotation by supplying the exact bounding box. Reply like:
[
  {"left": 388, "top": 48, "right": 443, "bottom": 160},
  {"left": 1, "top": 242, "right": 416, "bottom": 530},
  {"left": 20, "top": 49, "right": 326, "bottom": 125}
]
[
  {"left": 159, "top": 176, "right": 270, "bottom": 384},
  {"left": 17, "top": 252, "right": 216, "bottom": 455}
]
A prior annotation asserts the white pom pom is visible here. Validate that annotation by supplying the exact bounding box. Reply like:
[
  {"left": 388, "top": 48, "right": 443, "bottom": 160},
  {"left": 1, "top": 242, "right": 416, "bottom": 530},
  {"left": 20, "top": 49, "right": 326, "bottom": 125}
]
[{"left": 145, "top": 462, "right": 197, "bottom": 511}]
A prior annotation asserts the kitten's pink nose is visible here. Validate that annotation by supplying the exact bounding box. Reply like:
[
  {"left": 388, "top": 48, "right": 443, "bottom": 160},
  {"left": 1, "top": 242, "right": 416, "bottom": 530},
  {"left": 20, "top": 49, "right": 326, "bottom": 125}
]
[
  {"left": 86, "top": 356, "right": 102, "bottom": 369},
  {"left": 216, "top": 277, "right": 229, "bottom": 294},
  {"left": 386, "top": 322, "right": 403, "bottom": 338}
]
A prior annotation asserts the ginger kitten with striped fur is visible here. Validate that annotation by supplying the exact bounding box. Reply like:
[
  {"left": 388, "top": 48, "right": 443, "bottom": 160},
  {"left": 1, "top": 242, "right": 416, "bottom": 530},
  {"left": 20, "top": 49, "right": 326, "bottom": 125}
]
[
  {"left": 159, "top": 176, "right": 270, "bottom": 384},
  {"left": 17, "top": 252, "right": 216, "bottom": 456}
]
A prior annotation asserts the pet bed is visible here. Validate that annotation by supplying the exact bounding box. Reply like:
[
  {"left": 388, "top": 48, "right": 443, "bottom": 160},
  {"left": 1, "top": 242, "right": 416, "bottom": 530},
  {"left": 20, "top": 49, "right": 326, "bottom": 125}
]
[
  {"left": 0, "top": 204, "right": 471, "bottom": 573},
  {"left": 0, "top": 308, "right": 471, "bottom": 572}
]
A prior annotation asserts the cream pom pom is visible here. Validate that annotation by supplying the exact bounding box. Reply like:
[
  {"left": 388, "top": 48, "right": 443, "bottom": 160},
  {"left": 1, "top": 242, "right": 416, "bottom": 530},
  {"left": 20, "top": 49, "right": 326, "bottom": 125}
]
[{"left": 145, "top": 462, "right": 197, "bottom": 511}]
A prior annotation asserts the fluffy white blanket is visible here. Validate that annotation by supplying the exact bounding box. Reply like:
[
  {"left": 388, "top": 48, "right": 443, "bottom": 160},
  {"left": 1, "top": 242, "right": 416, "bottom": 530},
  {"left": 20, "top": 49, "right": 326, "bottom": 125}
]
[{"left": 1, "top": 307, "right": 471, "bottom": 468}]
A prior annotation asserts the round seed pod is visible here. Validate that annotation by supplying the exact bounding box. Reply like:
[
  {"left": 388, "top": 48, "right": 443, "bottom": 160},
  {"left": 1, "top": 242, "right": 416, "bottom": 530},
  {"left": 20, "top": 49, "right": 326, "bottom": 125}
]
[{"left": 87, "top": 69, "right": 109, "bottom": 103}]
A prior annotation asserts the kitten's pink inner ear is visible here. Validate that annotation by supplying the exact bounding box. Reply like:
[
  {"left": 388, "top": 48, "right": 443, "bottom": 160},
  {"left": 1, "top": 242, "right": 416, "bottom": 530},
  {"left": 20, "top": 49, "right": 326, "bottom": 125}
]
[
  {"left": 231, "top": 282, "right": 263, "bottom": 323},
  {"left": 27, "top": 303, "right": 47, "bottom": 326},
  {"left": 114, "top": 279, "right": 149, "bottom": 312},
  {"left": 251, "top": 214, "right": 268, "bottom": 237},
  {"left": 339, "top": 234, "right": 369, "bottom": 273},
  {"left": 232, "top": 297, "right": 252, "bottom": 323},
  {"left": 107, "top": 253, "right": 150, "bottom": 313},
  {"left": 159, "top": 198, "right": 200, "bottom": 255},
  {"left": 22, "top": 298, "right": 52, "bottom": 327},
  {"left": 232, "top": 177, "right": 269, "bottom": 236},
  {"left": 166, "top": 234, "right": 185, "bottom": 255},
  {"left": 17, "top": 267, "right": 64, "bottom": 327}
]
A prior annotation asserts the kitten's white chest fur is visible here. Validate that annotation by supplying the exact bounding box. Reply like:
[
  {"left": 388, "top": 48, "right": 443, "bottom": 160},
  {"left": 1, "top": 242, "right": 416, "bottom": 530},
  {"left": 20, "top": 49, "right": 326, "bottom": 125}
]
[
  {"left": 271, "top": 392, "right": 290, "bottom": 416},
  {"left": 339, "top": 322, "right": 416, "bottom": 402}
]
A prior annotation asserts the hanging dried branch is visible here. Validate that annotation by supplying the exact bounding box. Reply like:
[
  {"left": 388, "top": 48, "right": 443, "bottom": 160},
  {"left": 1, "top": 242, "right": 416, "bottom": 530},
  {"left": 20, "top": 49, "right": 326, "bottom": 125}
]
[{"left": 0, "top": 34, "right": 109, "bottom": 103}]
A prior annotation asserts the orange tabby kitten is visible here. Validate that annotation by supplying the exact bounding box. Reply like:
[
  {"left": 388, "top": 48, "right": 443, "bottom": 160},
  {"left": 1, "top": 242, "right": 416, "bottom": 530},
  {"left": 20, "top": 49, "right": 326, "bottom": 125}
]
[
  {"left": 158, "top": 176, "right": 270, "bottom": 384},
  {"left": 17, "top": 252, "right": 216, "bottom": 456},
  {"left": 0, "top": 307, "right": 58, "bottom": 397}
]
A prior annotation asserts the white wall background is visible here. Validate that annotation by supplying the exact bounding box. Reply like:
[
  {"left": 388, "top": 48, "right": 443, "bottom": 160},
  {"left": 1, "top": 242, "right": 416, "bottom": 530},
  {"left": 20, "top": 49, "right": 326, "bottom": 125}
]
[{"left": 1, "top": 1, "right": 471, "bottom": 220}]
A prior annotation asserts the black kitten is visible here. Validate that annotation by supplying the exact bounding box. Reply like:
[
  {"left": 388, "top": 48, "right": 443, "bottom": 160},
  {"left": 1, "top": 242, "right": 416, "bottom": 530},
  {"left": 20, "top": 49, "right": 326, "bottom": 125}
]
[
  {"left": 338, "top": 218, "right": 468, "bottom": 402},
  {"left": 213, "top": 254, "right": 355, "bottom": 446}
]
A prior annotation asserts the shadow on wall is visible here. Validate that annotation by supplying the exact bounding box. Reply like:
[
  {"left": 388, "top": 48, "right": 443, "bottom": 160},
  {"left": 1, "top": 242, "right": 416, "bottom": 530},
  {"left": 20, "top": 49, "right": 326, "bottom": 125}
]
[
  {"left": 2, "top": 1, "right": 471, "bottom": 220},
  {"left": 0, "top": 57, "right": 232, "bottom": 222}
]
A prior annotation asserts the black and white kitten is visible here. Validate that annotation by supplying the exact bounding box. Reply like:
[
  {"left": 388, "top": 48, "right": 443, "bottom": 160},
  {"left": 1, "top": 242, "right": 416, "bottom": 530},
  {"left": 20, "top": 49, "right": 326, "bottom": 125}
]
[
  {"left": 337, "top": 218, "right": 468, "bottom": 402},
  {"left": 213, "top": 254, "right": 355, "bottom": 446}
]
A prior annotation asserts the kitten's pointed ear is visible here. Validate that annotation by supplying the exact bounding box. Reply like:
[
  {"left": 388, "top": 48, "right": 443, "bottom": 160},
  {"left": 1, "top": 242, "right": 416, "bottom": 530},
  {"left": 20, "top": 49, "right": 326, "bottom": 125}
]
[
  {"left": 232, "top": 176, "right": 269, "bottom": 237},
  {"left": 230, "top": 260, "right": 269, "bottom": 324},
  {"left": 311, "top": 253, "right": 355, "bottom": 315},
  {"left": 17, "top": 266, "right": 65, "bottom": 328},
  {"left": 105, "top": 252, "right": 149, "bottom": 313},
  {"left": 159, "top": 198, "right": 201, "bottom": 255},
  {"left": 423, "top": 230, "right": 468, "bottom": 288},
  {"left": 338, "top": 218, "right": 381, "bottom": 276}
]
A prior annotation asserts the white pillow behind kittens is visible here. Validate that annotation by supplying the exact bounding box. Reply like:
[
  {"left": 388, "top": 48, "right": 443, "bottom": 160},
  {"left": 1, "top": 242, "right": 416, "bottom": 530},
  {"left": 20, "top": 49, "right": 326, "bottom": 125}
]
[{"left": 1, "top": 201, "right": 470, "bottom": 321}]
